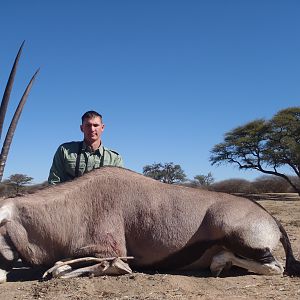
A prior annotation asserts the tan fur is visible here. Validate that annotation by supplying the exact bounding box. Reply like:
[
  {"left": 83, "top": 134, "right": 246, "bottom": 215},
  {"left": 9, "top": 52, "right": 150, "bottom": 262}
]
[{"left": 0, "top": 167, "right": 294, "bottom": 277}]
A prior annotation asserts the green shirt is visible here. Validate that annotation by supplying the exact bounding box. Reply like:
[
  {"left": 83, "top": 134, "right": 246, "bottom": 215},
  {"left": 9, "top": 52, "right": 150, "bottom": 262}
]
[{"left": 48, "top": 141, "right": 123, "bottom": 184}]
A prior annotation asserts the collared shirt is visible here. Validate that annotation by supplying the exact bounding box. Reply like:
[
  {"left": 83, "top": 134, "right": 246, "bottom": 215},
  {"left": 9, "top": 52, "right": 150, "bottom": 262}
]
[{"left": 48, "top": 141, "right": 123, "bottom": 184}]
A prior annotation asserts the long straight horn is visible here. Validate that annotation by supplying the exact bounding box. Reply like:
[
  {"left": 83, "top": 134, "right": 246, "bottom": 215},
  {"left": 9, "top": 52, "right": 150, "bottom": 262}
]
[
  {"left": 0, "top": 69, "right": 39, "bottom": 182},
  {"left": 0, "top": 41, "right": 25, "bottom": 141}
]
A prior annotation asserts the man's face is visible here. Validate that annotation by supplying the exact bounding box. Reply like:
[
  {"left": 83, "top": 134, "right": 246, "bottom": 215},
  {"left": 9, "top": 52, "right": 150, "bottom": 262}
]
[{"left": 80, "top": 116, "right": 105, "bottom": 145}]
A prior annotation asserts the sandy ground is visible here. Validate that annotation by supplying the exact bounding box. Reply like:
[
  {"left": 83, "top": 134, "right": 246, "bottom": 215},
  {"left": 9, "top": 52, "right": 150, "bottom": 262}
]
[{"left": 0, "top": 198, "right": 299, "bottom": 300}]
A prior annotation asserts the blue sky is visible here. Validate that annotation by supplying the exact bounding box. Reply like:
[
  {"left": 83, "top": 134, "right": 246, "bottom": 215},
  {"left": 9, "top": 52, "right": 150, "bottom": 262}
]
[{"left": 0, "top": 1, "right": 299, "bottom": 184}]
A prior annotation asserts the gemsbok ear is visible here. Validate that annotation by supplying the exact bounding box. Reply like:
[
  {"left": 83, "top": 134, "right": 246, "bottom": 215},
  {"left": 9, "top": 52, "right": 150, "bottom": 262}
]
[{"left": 0, "top": 41, "right": 39, "bottom": 182}]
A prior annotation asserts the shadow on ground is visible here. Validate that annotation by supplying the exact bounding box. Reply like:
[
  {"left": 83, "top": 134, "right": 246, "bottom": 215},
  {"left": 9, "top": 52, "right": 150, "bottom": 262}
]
[{"left": 6, "top": 260, "right": 252, "bottom": 283}]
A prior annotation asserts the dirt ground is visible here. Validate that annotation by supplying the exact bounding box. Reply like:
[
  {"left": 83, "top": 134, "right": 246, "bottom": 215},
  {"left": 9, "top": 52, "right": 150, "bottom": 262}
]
[{"left": 0, "top": 198, "right": 299, "bottom": 300}]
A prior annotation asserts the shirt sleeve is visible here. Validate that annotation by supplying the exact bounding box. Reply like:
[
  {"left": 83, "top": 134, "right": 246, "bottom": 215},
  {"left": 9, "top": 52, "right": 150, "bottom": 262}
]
[
  {"left": 115, "top": 154, "right": 124, "bottom": 167},
  {"left": 48, "top": 146, "right": 66, "bottom": 184}
]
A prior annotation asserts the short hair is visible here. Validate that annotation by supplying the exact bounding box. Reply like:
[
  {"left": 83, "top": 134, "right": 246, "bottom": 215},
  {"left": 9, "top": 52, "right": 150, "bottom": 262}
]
[{"left": 81, "top": 111, "right": 103, "bottom": 124}]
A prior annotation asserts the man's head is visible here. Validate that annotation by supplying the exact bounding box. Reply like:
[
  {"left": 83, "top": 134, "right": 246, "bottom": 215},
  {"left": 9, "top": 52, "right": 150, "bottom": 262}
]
[
  {"left": 80, "top": 110, "right": 105, "bottom": 147},
  {"left": 81, "top": 111, "right": 103, "bottom": 124}
]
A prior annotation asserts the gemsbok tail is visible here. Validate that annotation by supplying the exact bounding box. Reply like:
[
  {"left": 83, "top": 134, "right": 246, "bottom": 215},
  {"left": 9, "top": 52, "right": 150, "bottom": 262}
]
[{"left": 277, "top": 219, "right": 300, "bottom": 276}]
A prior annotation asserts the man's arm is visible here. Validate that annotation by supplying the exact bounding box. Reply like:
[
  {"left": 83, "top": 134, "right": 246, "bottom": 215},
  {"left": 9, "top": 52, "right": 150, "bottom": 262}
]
[{"left": 48, "top": 146, "right": 66, "bottom": 184}]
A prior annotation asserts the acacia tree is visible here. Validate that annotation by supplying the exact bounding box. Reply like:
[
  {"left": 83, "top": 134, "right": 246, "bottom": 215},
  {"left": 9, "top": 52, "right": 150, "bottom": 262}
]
[
  {"left": 210, "top": 107, "right": 300, "bottom": 194},
  {"left": 143, "top": 162, "right": 186, "bottom": 184},
  {"left": 194, "top": 172, "right": 214, "bottom": 187},
  {"left": 4, "top": 173, "right": 33, "bottom": 194}
]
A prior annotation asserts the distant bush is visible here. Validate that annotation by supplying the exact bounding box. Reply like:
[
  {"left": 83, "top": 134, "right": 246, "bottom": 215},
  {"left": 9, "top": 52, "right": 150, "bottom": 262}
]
[
  {"left": 0, "top": 180, "right": 48, "bottom": 198},
  {"left": 252, "top": 175, "right": 290, "bottom": 193},
  {"left": 287, "top": 176, "right": 300, "bottom": 193},
  {"left": 26, "top": 181, "right": 49, "bottom": 194},
  {"left": 211, "top": 178, "right": 252, "bottom": 194},
  {"left": 210, "top": 175, "right": 299, "bottom": 195}
]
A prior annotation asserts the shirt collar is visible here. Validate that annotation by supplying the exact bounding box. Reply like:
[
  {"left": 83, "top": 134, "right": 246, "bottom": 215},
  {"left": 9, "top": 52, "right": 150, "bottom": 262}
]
[{"left": 82, "top": 141, "right": 104, "bottom": 155}]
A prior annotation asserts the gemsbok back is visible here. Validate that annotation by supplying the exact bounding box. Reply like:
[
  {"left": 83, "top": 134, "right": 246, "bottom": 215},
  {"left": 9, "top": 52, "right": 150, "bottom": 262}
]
[{"left": 0, "top": 166, "right": 299, "bottom": 282}]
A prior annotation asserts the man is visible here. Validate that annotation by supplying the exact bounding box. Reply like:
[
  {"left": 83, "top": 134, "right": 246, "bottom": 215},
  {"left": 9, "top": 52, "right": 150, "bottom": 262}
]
[{"left": 48, "top": 111, "right": 123, "bottom": 184}]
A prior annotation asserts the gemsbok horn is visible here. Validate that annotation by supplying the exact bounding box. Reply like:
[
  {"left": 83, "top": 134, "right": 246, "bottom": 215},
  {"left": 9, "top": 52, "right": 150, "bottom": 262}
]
[{"left": 0, "top": 41, "right": 39, "bottom": 181}]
